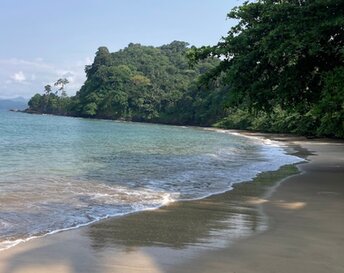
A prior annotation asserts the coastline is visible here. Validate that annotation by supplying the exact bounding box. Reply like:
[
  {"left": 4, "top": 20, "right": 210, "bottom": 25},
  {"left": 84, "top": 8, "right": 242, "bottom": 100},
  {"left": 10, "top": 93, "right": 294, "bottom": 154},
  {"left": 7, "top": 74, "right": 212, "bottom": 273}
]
[
  {"left": 175, "top": 137, "right": 344, "bottom": 273},
  {"left": 0, "top": 135, "right": 343, "bottom": 273}
]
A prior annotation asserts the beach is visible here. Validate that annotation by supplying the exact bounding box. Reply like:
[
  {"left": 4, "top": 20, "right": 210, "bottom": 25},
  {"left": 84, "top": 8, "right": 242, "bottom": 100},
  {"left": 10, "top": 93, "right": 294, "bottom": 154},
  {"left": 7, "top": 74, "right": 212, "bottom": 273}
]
[{"left": 0, "top": 135, "right": 343, "bottom": 273}]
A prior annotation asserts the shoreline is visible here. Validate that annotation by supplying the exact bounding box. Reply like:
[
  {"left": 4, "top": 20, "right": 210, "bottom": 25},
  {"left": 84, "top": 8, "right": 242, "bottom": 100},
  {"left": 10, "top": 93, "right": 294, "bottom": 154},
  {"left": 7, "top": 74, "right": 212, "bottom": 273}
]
[
  {"left": 14, "top": 109, "right": 341, "bottom": 140},
  {"left": 0, "top": 129, "right": 302, "bottom": 253},
  {"left": 175, "top": 138, "right": 344, "bottom": 273},
  {"left": 0, "top": 134, "right": 343, "bottom": 272},
  {"left": 0, "top": 121, "right": 301, "bottom": 252}
]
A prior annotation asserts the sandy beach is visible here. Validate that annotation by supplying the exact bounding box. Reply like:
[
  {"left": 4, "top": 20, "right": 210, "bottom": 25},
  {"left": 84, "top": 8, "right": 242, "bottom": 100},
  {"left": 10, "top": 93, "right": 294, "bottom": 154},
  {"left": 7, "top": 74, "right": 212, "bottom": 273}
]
[{"left": 0, "top": 136, "right": 343, "bottom": 273}]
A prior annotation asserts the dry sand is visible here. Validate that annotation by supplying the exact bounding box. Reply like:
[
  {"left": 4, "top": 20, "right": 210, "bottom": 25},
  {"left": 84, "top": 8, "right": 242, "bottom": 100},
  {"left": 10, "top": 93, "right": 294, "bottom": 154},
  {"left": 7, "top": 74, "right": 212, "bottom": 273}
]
[{"left": 0, "top": 136, "right": 343, "bottom": 273}]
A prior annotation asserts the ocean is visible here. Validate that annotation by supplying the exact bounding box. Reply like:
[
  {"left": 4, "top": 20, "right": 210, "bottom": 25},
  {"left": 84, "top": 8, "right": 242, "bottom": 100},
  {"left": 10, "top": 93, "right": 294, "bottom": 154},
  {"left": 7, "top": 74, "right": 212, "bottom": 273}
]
[{"left": 0, "top": 111, "right": 302, "bottom": 251}]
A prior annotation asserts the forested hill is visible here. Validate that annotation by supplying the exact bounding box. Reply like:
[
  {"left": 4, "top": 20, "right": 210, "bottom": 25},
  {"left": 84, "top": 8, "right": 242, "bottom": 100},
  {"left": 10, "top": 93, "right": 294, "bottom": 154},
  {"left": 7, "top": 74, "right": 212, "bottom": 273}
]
[
  {"left": 75, "top": 41, "right": 223, "bottom": 123},
  {"left": 28, "top": 41, "right": 223, "bottom": 125},
  {"left": 27, "top": 0, "right": 344, "bottom": 138}
]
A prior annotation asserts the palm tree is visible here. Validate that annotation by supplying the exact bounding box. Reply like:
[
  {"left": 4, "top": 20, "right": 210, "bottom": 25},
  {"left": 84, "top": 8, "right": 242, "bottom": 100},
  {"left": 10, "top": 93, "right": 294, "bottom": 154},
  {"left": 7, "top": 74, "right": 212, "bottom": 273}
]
[
  {"left": 44, "top": 84, "right": 52, "bottom": 95},
  {"left": 54, "top": 78, "right": 69, "bottom": 96}
]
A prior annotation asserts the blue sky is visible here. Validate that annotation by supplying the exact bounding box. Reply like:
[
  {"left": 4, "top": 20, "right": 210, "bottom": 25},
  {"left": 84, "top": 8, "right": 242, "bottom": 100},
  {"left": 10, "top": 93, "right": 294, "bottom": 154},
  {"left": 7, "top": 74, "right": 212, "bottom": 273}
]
[{"left": 0, "top": 0, "right": 243, "bottom": 99}]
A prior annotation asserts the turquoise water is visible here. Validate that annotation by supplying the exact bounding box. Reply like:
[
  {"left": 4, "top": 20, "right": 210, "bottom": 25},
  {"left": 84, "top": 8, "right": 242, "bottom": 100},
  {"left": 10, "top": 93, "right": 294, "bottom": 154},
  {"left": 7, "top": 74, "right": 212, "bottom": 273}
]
[{"left": 0, "top": 111, "right": 301, "bottom": 250}]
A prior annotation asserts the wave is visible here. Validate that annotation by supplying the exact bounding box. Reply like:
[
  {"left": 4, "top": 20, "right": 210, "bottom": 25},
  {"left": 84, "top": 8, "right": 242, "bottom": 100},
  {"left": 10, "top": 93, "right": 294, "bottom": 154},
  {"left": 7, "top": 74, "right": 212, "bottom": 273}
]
[{"left": 0, "top": 128, "right": 303, "bottom": 252}]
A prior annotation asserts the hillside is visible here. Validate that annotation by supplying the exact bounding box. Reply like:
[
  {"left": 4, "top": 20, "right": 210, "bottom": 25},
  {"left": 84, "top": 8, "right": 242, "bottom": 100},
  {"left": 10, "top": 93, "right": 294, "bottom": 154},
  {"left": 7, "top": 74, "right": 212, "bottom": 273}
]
[
  {"left": 27, "top": 0, "right": 344, "bottom": 137},
  {"left": 27, "top": 41, "right": 222, "bottom": 125},
  {"left": 0, "top": 97, "right": 28, "bottom": 111}
]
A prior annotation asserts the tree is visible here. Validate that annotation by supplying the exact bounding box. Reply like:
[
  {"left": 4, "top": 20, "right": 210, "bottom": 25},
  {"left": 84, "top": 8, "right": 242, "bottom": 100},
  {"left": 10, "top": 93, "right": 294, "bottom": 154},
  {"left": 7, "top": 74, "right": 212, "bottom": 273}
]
[
  {"left": 26, "top": 41, "right": 219, "bottom": 125},
  {"left": 28, "top": 94, "right": 42, "bottom": 111},
  {"left": 189, "top": 0, "right": 344, "bottom": 113},
  {"left": 314, "top": 67, "right": 344, "bottom": 137},
  {"left": 82, "top": 102, "right": 98, "bottom": 116},
  {"left": 54, "top": 78, "right": 69, "bottom": 97},
  {"left": 73, "top": 41, "right": 218, "bottom": 121},
  {"left": 85, "top": 47, "right": 112, "bottom": 78},
  {"left": 44, "top": 85, "right": 52, "bottom": 95}
]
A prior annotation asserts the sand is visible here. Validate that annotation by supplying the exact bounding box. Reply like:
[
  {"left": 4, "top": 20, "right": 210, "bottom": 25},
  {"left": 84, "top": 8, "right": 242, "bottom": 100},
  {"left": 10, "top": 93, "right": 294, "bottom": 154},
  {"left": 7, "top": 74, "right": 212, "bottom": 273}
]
[{"left": 0, "top": 136, "right": 343, "bottom": 273}]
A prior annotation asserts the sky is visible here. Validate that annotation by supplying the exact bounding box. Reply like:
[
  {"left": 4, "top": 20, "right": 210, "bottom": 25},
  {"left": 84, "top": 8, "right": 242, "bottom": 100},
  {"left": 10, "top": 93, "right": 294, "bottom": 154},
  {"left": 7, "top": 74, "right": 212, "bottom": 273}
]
[{"left": 0, "top": 0, "right": 243, "bottom": 99}]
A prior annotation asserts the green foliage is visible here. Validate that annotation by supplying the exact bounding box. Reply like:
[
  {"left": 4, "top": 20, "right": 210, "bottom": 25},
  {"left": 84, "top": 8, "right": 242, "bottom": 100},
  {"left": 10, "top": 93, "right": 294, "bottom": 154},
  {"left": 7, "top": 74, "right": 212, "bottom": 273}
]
[
  {"left": 82, "top": 102, "right": 98, "bottom": 116},
  {"left": 27, "top": 82, "right": 72, "bottom": 115},
  {"left": 28, "top": 94, "right": 43, "bottom": 111},
  {"left": 44, "top": 85, "right": 52, "bottom": 95},
  {"left": 214, "top": 108, "right": 253, "bottom": 130},
  {"left": 27, "top": 1, "right": 343, "bottom": 138},
  {"left": 27, "top": 41, "right": 220, "bottom": 124},
  {"left": 71, "top": 41, "right": 219, "bottom": 122},
  {"left": 215, "top": 106, "right": 320, "bottom": 136},
  {"left": 314, "top": 67, "right": 344, "bottom": 137},
  {"left": 192, "top": 0, "right": 344, "bottom": 137}
]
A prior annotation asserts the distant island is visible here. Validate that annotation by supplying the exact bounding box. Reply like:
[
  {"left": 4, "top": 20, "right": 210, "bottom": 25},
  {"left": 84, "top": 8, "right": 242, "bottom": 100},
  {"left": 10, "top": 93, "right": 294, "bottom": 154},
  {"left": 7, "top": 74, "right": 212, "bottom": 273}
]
[
  {"left": 26, "top": 0, "right": 343, "bottom": 138},
  {"left": 0, "top": 97, "right": 28, "bottom": 111}
]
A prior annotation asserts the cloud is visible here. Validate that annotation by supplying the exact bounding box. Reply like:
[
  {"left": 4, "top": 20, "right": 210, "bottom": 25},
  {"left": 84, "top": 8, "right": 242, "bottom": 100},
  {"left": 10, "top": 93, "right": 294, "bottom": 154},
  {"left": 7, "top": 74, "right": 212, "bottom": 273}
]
[
  {"left": 0, "top": 58, "right": 53, "bottom": 69},
  {"left": 76, "top": 57, "right": 93, "bottom": 67},
  {"left": 11, "top": 71, "right": 26, "bottom": 82},
  {"left": 0, "top": 57, "right": 91, "bottom": 99}
]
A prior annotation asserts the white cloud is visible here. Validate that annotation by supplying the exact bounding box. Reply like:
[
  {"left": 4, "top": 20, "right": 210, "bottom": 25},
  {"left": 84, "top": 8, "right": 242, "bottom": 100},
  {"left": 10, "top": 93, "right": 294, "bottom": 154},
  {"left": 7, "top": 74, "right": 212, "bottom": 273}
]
[
  {"left": 0, "top": 58, "right": 53, "bottom": 69},
  {"left": 57, "top": 70, "right": 74, "bottom": 78},
  {"left": 76, "top": 57, "right": 92, "bottom": 66},
  {"left": 0, "top": 57, "right": 92, "bottom": 98},
  {"left": 11, "top": 71, "right": 26, "bottom": 82}
]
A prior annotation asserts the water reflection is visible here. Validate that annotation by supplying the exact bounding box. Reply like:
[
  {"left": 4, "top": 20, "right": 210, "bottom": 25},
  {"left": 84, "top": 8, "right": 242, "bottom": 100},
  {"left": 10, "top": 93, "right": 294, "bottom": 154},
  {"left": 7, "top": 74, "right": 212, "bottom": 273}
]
[
  {"left": 86, "top": 183, "right": 267, "bottom": 252},
  {"left": 86, "top": 164, "right": 299, "bottom": 258},
  {"left": 0, "top": 166, "right": 299, "bottom": 273}
]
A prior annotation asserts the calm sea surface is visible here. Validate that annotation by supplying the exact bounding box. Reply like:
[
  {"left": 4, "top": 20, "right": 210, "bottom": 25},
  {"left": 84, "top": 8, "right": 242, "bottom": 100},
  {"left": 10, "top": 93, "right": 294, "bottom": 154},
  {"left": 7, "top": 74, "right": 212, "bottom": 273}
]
[{"left": 0, "top": 111, "right": 301, "bottom": 250}]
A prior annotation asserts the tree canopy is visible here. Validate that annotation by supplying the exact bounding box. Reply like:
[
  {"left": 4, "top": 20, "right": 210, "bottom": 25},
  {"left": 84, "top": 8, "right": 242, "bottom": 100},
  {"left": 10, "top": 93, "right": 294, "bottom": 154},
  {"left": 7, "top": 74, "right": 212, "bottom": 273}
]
[
  {"left": 27, "top": 0, "right": 344, "bottom": 137},
  {"left": 27, "top": 41, "right": 221, "bottom": 124},
  {"left": 188, "top": 0, "right": 344, "bottom": 137}
]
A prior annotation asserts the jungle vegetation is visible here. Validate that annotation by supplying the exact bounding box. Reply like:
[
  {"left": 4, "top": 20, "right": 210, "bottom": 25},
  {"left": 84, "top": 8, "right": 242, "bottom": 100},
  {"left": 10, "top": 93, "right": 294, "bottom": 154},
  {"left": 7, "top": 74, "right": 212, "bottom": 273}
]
[{"left": 28, "top": 0, "right": 344, "bottom": 137}]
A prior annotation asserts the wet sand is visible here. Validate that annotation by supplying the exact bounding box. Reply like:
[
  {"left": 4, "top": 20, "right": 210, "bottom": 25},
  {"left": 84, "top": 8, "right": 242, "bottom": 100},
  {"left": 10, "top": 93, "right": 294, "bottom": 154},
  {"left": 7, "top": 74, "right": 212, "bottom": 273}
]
[{"left": 0, "top": 136, "right": 343, "bottom": 273}]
